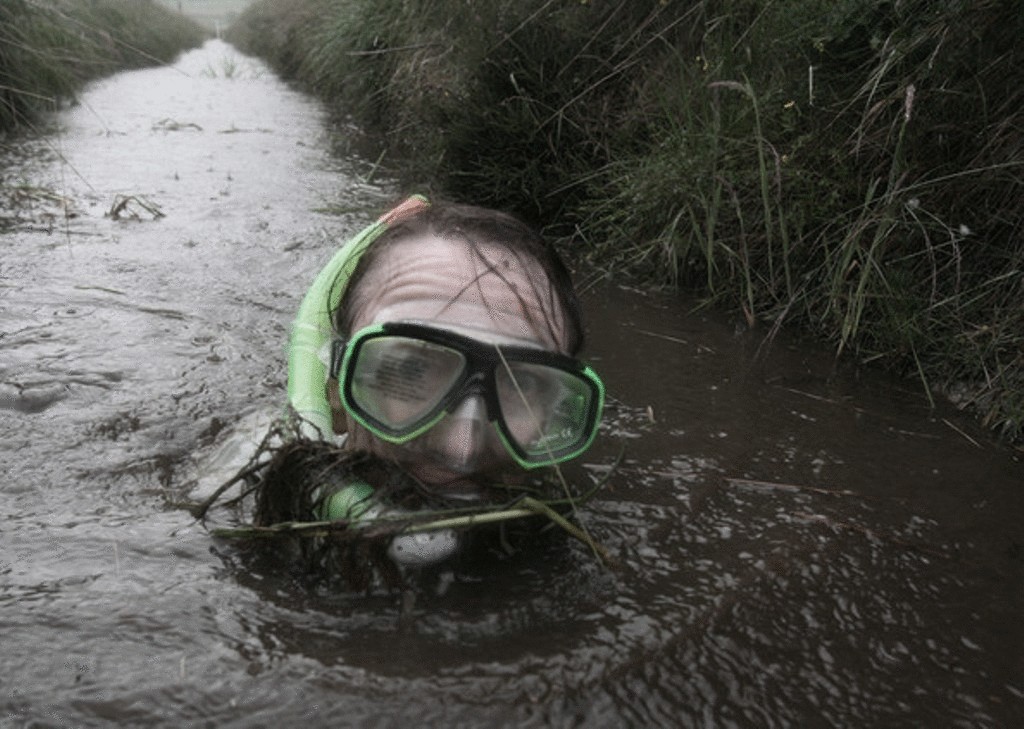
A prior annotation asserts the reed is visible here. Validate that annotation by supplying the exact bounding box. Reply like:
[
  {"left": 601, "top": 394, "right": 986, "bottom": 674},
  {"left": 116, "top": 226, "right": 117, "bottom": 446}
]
[
  {"left": 0, "top": 0, "right": 206, "bottom": 133},
  {"left": 229, "top": 0, "right": 1023, "bottom": 442}
]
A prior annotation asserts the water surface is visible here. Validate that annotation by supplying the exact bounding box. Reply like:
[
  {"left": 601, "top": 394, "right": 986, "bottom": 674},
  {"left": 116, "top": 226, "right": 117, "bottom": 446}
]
[{"left": 2, "top": 39, "right": 1022, "bottom": 728}]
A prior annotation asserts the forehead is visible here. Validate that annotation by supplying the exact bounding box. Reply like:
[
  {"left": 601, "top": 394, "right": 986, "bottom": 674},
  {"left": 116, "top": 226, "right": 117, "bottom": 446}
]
[{"left": 348, "top": 232, "right": 567, "bottom": 350}]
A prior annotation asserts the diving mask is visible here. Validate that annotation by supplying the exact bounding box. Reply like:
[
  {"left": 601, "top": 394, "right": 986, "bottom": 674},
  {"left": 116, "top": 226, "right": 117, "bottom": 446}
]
[{"left": 330, "top": 322, "right": 604, "bottom": 469}]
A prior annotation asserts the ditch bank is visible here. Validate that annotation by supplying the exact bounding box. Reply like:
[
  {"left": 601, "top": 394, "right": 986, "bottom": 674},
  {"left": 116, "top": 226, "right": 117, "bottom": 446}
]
[{"left": 226, "top": 0, "right": 1024, "bottom": 444}]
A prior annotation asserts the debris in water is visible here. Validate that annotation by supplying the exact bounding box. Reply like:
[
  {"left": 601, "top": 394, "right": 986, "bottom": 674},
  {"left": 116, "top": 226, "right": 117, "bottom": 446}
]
[
  {"left": 107, "top": 194, "right": 164, "bottom": 221},
  {"left": 189, "top": 417, "right": 616, "bottom": 589},
  {"left": 152, "top": 118, "right": 203, "bottom": 132}
]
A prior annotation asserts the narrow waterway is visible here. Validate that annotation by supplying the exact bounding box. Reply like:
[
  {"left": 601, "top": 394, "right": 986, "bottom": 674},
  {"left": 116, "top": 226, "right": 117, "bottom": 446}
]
[{"left": 1, "top": 39, "right": 1022, "bottom": 728}]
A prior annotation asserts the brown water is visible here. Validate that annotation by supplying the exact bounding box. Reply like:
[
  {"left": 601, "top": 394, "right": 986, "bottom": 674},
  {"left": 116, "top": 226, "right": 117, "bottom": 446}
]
[{"left": 2, "top": 40, "right": 1022, "bottom": 728}]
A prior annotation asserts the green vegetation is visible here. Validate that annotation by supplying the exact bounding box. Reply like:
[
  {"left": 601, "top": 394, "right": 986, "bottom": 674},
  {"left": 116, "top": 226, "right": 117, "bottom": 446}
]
[
  {"left": 228, "top": 0, "right": 1023, "bottom": 442},
  {"left": 0, "top": 0, "right": 207, "bottom": 133}
]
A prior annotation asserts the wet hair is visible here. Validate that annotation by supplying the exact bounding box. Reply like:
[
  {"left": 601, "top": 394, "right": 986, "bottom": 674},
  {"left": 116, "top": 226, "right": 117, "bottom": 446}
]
[{"left": 332, "top": 201, "right": 584, "bottom": 354}]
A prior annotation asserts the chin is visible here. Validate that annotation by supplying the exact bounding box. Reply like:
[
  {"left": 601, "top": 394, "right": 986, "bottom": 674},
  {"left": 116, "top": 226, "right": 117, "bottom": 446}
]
[{"left": 402, "top": 461, "right": 505, "bottom": 500}]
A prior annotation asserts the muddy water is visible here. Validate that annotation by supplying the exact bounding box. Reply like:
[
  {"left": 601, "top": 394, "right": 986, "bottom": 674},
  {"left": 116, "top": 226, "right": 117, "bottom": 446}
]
[{"left": 1, "top": 39, "right": 1022, "bottom": 728}]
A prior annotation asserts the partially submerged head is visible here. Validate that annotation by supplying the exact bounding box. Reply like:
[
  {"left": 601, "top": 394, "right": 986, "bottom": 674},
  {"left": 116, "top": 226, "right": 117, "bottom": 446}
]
[
  {"left": 337, "top": 203, "right": 583, "bottom": 354},
  {"left": 326, "top": 200, "right": 601, "bottom": 491}
]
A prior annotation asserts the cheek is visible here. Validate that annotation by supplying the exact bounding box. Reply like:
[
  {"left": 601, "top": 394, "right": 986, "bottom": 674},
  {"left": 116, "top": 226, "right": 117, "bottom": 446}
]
[
  {"left": 327, "top": 380, "right": 346, "bottom": 435},
  {"left": 344, "top": 418, "right": 400, "bottom": 459}
]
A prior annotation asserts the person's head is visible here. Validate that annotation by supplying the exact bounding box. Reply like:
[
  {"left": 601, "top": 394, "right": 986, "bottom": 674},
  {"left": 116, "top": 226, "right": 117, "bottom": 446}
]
[{"left": 326, "top": 199, "right": 602, "bottom": 490}]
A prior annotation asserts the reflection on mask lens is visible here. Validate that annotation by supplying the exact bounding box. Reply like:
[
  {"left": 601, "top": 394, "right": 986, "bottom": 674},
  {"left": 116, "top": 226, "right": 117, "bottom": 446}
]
[
  {"left": 496, "top": 361, "right": 594, "bottom": 459},
  {"left": 340, "top": 324, "right": 603, "bottom": 468},
  {"left": 351, "top": 337, "right": 465, "bottom": 429}
]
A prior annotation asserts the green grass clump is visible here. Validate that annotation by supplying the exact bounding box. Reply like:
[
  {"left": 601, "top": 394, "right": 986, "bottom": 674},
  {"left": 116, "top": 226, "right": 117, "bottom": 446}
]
[
  {"left": 585, "top": 0, "right": 1024, "bottom": 439},
  {"left": 0, "top": 0, "right": 207, "bottom": 133},
  {"left": 228, "top": 0, "right": 1023, "bottom": 442}
]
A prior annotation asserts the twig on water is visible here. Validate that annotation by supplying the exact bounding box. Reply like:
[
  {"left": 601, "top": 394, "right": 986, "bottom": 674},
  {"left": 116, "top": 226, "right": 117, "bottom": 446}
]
[
  {"left": 635, "top": 328, "right": 690, "bottom": 346},
  {"left": 941, "top": 417, "right": 983, "bottom": 449},
  {"left": 211, "top": 494, "right": 615, "bottom": 566},
  {"left": 520, "top": 496, "right": 614, "bottom": 566},
  {"left": 724, "top": 477, "right": 856, "bottom": 498},
  {"left": 107, "top": 194, "right": 164, "bottom": 220}
]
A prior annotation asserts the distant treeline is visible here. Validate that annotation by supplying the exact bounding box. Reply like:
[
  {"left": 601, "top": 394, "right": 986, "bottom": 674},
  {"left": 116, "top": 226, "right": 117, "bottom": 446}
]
[
  {"left": 229, "top": 0, "right": 1023, "bottom": 442},
  {"left": 0, "top": 0, "right": 206, "bottom": 133}
]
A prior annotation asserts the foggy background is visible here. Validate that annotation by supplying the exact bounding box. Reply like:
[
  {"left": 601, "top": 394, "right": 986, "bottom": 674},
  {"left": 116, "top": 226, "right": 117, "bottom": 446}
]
[{"left": 154, "top": 0, "right": 257, "bottom": 31}]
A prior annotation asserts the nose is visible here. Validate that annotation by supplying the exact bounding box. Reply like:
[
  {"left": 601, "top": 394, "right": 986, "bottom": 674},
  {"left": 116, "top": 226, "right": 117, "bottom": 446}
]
[{"left": 427, "top": 394, "right": 490, "bottom": 473}]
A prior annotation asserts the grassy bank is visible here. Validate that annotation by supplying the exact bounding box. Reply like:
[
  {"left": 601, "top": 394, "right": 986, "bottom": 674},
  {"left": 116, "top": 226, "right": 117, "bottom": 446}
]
[
  {"left": 0, "top": 0, "right": 207, "bottom": 133},
  {"left": 228, "top": 0, "right": 1024, "bottom": 443}
]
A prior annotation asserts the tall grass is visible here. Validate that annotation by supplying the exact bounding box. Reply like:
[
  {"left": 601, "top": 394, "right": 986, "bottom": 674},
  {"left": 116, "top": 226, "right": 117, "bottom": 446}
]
[
  {"left": 0, "top": 0, "right": 207, "bottom": 133},
  {"left": 228, "top": 0, "right": 1024, "bottom": 442}
]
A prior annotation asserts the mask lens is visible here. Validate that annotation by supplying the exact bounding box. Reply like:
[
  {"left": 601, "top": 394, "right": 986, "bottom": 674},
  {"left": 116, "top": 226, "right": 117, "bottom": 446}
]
[
  {"left": 495, "top": 361, "right": 597, "bottom": 461},
  {"left": 349, "top": 336, "right": 465, "bottom": 432}
]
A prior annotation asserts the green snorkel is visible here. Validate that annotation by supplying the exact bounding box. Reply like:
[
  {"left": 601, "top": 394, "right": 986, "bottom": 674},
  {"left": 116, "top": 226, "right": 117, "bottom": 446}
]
[
  {"left": 282, "top": 195, "right": 458, "bottom": 569},
  {"left": 284, "top": 194, "right": 461, "bottom": 566},
  {"left": 286, "top": 194, "right": 430, "bottom": 438}
]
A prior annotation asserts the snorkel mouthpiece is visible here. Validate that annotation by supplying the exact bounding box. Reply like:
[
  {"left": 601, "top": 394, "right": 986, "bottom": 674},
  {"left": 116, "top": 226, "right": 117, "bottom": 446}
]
[
  {"left": 388, "top": 529, "right": 462, "bottom": 566},
  {"left": 321, "top": 482, "right": 462, "bottom": 567}
]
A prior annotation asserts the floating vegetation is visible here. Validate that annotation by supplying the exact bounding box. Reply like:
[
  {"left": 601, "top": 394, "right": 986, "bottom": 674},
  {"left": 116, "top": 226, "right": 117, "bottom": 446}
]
[
  {"left": 0, "top": 180, "right": 81, "bottom": 232},
  {"left": 217, "top": 125, "right": 273, "bottom": 135},
  {"left": 152, "top": 118, "right": 203, "bottom": 133},
  {"left": 1, "top": 183, "right": 75, "bottom": 214},
  {"left": 200, "top": 53, "right": 262, "bottom": 80},
  {"left": 190, "top": 419, "right": 614, "bottom": 590},
  {"left": 107, "top": 194, "right": 165, "bottom": 221}
]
